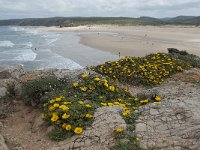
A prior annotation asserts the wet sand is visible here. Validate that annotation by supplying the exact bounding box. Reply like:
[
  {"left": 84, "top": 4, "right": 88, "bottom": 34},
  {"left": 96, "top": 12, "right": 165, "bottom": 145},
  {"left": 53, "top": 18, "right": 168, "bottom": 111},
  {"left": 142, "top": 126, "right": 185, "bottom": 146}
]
[{"left": 37, "top": 25, "right": 200, "bottom": 57}]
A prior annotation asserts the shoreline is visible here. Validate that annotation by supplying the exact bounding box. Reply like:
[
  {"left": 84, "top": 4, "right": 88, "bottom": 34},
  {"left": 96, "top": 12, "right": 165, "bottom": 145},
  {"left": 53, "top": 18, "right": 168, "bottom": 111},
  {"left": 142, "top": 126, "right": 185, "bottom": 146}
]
[{"left": 36, "top": 25, "right": 200, "bottom": 57}]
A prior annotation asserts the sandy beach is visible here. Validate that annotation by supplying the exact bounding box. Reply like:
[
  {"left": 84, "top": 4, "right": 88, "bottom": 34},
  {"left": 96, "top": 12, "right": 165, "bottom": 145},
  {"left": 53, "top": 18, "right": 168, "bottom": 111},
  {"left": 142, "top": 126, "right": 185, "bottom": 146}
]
[{"left": 37, "top": 25, "right": 200, "bottom": 57}]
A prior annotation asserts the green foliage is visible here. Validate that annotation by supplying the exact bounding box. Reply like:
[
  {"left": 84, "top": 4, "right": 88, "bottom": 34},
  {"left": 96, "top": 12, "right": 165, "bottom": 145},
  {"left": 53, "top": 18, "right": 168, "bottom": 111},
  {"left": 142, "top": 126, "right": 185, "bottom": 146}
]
[
  {"left": 21, "top": 76, "right": 65, "bottom": 106},
  {"left": 111, "top": 112, "right": 142, "bottom": 150},
  {"left": 48, "top": 127, "right": 73, "bottom": 141},
  {"left": 168, "top": 52, "right": 200, "bottom": 68},
  {"left": 42, "top": 74, "right": 161, "bottom": 141}
]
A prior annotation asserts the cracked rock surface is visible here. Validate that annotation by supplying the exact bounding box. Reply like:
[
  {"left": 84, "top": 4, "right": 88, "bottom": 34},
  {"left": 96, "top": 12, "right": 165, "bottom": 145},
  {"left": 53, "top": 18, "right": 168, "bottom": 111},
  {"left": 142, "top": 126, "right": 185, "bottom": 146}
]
[
  {"left": 51, "top": 106, "right": 126, "bottom": 150},
  {"left": 135, "top": 81, "right": 200, "bottom": 150}
]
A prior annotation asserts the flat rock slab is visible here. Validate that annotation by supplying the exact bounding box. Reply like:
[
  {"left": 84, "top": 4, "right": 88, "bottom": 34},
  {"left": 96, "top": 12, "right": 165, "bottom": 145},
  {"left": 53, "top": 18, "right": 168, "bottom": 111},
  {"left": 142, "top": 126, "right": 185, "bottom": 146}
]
[
  {"left": 135, "top": 81, "right": 200, "bottom": 150},
  {"left": 51, "top": 106, "right": 126, "bottom": 150}
]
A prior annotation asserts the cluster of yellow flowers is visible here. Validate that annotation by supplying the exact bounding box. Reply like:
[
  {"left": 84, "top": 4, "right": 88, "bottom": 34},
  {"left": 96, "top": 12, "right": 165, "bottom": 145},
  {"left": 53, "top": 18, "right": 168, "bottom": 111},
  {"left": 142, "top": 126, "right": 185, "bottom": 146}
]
[
  {"left": 42, "top": 74, "right": 162, "bottom": 139},
  {"left": 90, "top": 53, "right": 191, "bottom": 85},
  {"left": 42, "top": 95, "right": 95, "bottom": 135}
]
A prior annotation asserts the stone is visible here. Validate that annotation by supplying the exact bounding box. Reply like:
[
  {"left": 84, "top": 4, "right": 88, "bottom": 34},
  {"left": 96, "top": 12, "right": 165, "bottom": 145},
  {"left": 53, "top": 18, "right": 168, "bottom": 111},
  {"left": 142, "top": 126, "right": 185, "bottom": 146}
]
[
  {"left": 0, "top": 65, "right": 25, "bottom": 79},
  {"left": 32, "top": 116, "right": 46, "bottom": 131},
  {"left": 0, "top": 134, "right": 9, "bottom": 150},
  {"left": 51, "top": 105, "right": 126, "bottom": 150},
  {"left": 135, "top": 79, "right": 200, "bottom": 150}
]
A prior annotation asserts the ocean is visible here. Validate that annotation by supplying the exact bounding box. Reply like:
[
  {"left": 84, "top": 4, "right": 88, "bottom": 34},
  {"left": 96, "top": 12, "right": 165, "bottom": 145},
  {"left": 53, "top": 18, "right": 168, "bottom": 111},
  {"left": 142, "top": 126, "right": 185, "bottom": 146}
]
[{"left": 0, "top": 26, "right": 118, "bottom": 70}]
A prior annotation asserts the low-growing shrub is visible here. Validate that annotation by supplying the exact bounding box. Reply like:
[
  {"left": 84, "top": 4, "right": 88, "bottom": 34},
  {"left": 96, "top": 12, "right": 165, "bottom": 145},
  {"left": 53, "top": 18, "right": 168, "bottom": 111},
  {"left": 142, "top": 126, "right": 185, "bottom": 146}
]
[
  {"left": 41, "top": 74, "right": 161, "bottom": 141},
  {"left": 22, "top": 76, "right": 65, "bottom": 106},
  {"left": 168, "top": 51, "right": 200, "bottom": 68},
  {"left": 89, "top": 52, "right": 191, "bottom": 86}
]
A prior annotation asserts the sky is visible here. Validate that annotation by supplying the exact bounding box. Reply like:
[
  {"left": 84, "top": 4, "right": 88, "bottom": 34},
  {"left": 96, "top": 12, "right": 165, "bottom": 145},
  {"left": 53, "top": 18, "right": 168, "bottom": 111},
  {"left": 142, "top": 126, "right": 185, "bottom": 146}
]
[{"left": 0, "top": 0, "right": 200, "bottom": 19}]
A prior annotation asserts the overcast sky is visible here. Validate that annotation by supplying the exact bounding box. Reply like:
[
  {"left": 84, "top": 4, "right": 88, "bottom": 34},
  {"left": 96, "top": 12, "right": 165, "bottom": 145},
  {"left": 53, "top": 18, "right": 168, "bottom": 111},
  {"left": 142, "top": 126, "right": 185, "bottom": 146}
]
[{"left": 0, "top": 0, "right": 199, "bottom": 19}]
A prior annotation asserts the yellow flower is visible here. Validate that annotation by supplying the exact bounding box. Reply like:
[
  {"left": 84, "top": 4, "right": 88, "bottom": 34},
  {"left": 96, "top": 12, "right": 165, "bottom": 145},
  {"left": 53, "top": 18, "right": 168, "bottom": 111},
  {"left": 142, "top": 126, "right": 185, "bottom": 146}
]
[
  {"left": 108, "top": 86, "right": 115, "bottom": 92},
  {"left": 85, "top": 114, "right": 93, "bottom": 118},
  {"left": 62, "top": 123, "right": 67, "bottom": 129},
  {"left": 108, "top": 103, "right": 114, "bottom": 106},
  {"left": 177, "top": 66, "right": 183, "bottom": 71},
  {"left": 62, "top": 113, "right": 70, "bottom": 119},
  {"left": 53, "top": 103, "right": 60, "bottom": 108},
  {"left": 104, "top": 82, "right": 108, "bottom": 87},
  {"left": 51, "top": 113, "right": 59, "bottom": 122},
  {"left": 116, "top": 128, "right": 123, "bottom": 133},
  {"left": 56, "top": 97, "right": 61, "bottom": 101},
  {"left": 140, "top": 100, "right": 149, "bottom": 103},
  {"left": 73, "top": 82, "right": 79, "bottom": 87},
  {"left": 155, "top": 96, "right": 161, "bottom": 101},
  {"left": 74, "top": 127, "right": 83, "bottom": 134},
  {"left": 65, "top": 124, "right": 72, "bottom": 131},
  {"left": 78, "top": 100, "right": 84, "bottom": 105},
  {"left": 94, "top": 77, "right": 100, "bottom": 81},
  {"left": 99, "top": 96, "right": 103, "bottom": 99},
  {"left": 85, "top": 104, "right": 92, "bottom": 108},
  {"left": 101, "top": 102, "right": 107, "bottom": 106},
  {"left": 50, "top": 99, "right": 55, "bottom": 103},
  {"left": 81, "top": 86, "right": 88, "bottom": 92},
  {"left": 114, "top": 102, "right": 120, "bottom": 105},
  {"left": 49, "top": 106, "right": 55, "bottom": 111},
  {"left": 63, "top": 101, "right": 71, "bottom": 105},
  {"left": 122, "top": 111, "right": 130, "bottom": 116},
  {"left": 82, "top": 73, "right": 88, "bottom": 79},
  {"left": 59, "top": 105, "right": 69, "bottom": 111},
  {"left": 119, "top": 103, "right": 126, "bottom": 108},
  {"left": 41, "top": 113, "right": 46, "bottom": 119}
]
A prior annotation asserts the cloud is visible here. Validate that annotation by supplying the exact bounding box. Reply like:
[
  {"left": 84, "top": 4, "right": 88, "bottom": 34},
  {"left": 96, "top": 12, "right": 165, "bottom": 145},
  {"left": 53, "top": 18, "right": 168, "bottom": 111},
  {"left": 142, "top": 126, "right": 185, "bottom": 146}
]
[{"left": 0, "top": 0, "right": 199, "bottom": 19}]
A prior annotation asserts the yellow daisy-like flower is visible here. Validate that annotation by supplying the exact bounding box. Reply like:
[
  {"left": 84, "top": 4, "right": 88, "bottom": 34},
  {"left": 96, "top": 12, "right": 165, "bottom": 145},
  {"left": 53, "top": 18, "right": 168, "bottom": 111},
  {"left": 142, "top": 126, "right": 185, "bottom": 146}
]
[
  {"left": 85, "top": 104, "right": 92, "bottom": 108},
  {"left": 62, "top": 113, "right": 70, "bottom": 119},
  {"left": 85, "top": 114, "right": 93, "bottom": 118},
  {"left": 73, "top": 82, "right": 79, "bottom": 87},
  {"left": 41, "top": 113, "right": 46, "bottom": 119},
  {"left": 122, "top": 111, "right": 129, "bottom": 117},
  {"left": 94, "top": 77, "right": 100, "bottom": 81},
  {"left": 140, "top": 100, "right": 149, "bottom": 104},
  {"left": 81, "top": 86, "right": 88, "bottom": 92},
  {"left": 59, "top": 105, "right": 69, "bottom": 111},
  {"left": 49, "top": 106, "right": 55, "bottom": 111},
  {"left": 155, "top": 96, "right": 161, "bottom": 101},
  {"left": 115, "top": 128, "right": 123, "bottom": 133},
  {"left": 63, "top": 101, "right": 71, "bottom": 105},
  {"left": 108, "top": 103, "right": 114, "bottom": 106},
  {"left": 65, "top": 124, "right": 72, "bottom": 131},
  {"left": 114, "top": 102, "right": 120, "bottom": 105},
  {"left": 101, "top": 102, "right": 107, "bottom": 106},
  {"left": 99, "top": 96, "right": 103, "bottom": 99},
  {"left": 56, "top": 97, "right": 61, "bottom": 101},
  {"left": 74, "top": 127, "right": 83, "bottom": 134},
  {"left": 50, "top": 99, "right": 55, "bottom": 103},
  {"left": 104, "top": 82, "right": 108, "bottom": 87},
  {"left": 53, "top": 103, "right": 60, "bottom": 108},
  {"left": 81, "top": 73, "right": 88, "bottom": 79},
  {"left": 78, "top": 100, "right": 84, "bottom": 105},
  {"left": 108, "top": 86, "right": 115, "bottom": 92},
  {"left": 119, "top": 103, "right": 126, "bottom": 108},
  {"left": 51, "top": 113, "right": 59, "bottom": 122}
]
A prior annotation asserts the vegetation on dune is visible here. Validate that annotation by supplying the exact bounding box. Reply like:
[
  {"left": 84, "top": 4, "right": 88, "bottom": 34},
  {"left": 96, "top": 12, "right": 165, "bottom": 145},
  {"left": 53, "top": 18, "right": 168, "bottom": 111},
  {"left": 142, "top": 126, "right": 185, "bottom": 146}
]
[
  {"left": 89, "top": 52, "right": 191, "bottom": 86},
  {"left": 20, "top": 51, "right": 199, "bottom": 148},
  {"left": 0, "top": 16, "right": 200, "bottom": 26}
]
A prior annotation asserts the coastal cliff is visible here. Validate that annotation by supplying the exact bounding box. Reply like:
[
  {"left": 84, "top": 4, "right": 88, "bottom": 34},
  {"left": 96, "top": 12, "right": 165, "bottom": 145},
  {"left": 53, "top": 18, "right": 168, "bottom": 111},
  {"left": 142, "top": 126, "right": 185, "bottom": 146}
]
[{"left": 0, "top": 64, "right": 199, "bottom": 150}]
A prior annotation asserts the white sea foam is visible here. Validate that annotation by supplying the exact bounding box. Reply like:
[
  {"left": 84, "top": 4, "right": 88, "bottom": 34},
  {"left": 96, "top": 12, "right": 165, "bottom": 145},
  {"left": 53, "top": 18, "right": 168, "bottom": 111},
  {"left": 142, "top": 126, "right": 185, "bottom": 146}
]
[
  {"left": 0, "top": 41, "right": 15, "bottom": 47},
  {"left": 10, "top": 26, "right": 39, "bottom": 35},
  {"left": 20, "top": 42, "right": 33, "bottom": 48},
  {"left": 14, "top": 49, "right": 37, "bottom": 61},
  {"left": 44, "top": 34, "right": 61, "bottom": 45}
]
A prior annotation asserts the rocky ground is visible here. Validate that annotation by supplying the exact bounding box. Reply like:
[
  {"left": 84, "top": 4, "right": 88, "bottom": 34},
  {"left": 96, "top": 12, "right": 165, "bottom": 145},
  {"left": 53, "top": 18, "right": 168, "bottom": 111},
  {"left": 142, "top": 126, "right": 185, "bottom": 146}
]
[{"left": 0, "top": 65, "right": 200, "bottom": 150}]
